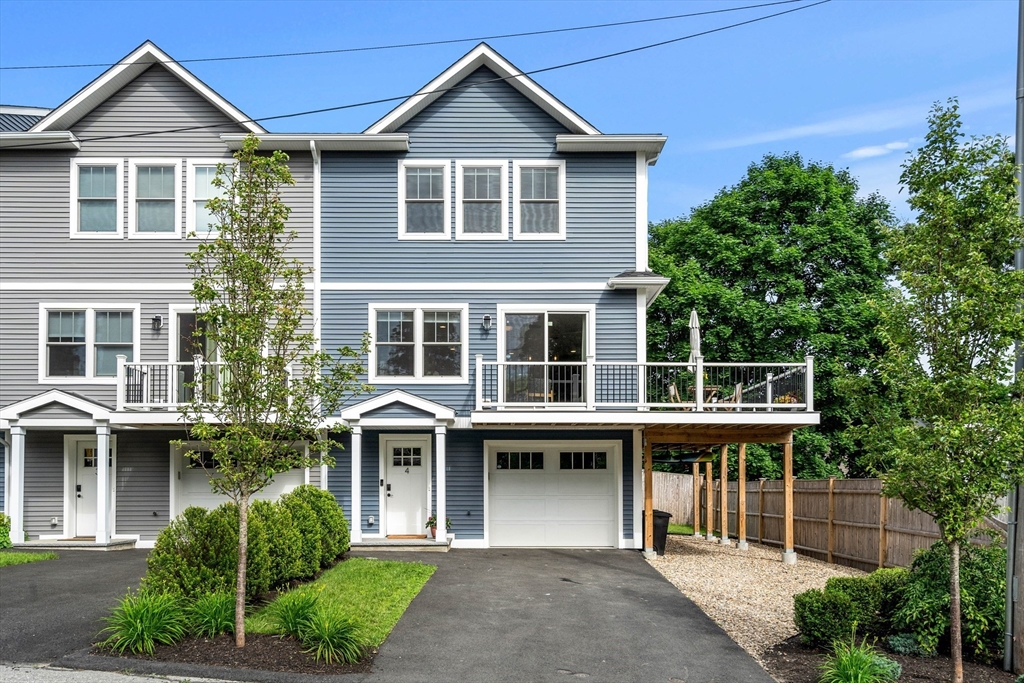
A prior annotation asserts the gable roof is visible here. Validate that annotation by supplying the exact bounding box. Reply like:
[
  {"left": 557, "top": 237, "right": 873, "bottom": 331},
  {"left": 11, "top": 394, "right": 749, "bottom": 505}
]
[
  {"left": 340, "top": 390, "right": 455, "bottom": 422},
  {"left": 0, "top": 389, "right": 112, "bottom": 423},
  {"left": 364, "top": 43, "right": 600, "bottom": 136},
  {"left": 30, "top": 41, "right": 264, "bottom": 135}
]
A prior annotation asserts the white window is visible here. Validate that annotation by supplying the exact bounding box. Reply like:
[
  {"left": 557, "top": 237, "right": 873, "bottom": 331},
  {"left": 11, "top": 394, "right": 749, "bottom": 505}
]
[
  {"left": 368, "top": 304, "right": 468, "bottom": 384},
  {"left": 128, "top": 159, "right": 181, "bottom": 238},
  {"left": 39, "top": 304, "right": 140, "bottom": 384},
  {"left": 397, "top": 160, "right": 450, "bottom": 240},
  {"left": 70, "top": 158, "right": 123, "bottom": 238},
  {"left": 513, "top": 160, "right": 566, "bottom": 240},
  {"left": 455, "top": 161, "right": 507, "bottom": 240},
  {"left": 186, "top": 160, "right": 229, "bottom": 237}
]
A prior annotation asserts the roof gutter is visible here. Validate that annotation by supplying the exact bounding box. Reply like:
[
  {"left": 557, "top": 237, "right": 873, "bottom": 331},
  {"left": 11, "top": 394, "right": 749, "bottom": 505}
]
[
  {"left": 556, "top": 134, "right": 667, "bottom": 165},
  {"left": 0, "top": 131, "right": 81, "bottom": 150},
  {"left": 220, "top": 133, "right": 409, "bottom": 152},
  {"left": 607, "top": 274, "right": 671, "bottom": 306}
]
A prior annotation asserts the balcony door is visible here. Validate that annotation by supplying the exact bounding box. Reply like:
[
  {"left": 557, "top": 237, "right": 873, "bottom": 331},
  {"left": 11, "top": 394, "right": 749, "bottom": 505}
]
[
  {"left": 177, "top": 313, "right": 216, "bottom": 401},
  {"left": 504, "top": 312, "right": 587, "bottom": 404}
]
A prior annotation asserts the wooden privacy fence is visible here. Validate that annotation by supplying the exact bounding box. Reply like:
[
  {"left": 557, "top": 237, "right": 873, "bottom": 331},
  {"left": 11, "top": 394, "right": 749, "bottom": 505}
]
[{"left": 654, "top": 474, "right": 985, "bottom": 572}]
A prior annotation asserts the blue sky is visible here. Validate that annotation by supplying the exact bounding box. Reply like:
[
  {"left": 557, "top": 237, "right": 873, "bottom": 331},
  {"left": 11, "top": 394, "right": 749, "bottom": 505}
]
[{"left": 0, "top": 0, "right": 1016, "bottom": 223}]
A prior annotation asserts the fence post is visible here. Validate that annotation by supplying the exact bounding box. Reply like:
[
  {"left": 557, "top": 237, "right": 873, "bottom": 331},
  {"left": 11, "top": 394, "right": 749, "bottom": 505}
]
[
  {"left": 695, "top": 356, "right": 705, "bottom": 412},
  {"left": 758, "top": 478, "right": 765, "bottom": 545},
  {"left": 692, "top": 463, "right": 701, "bottom": 536},
  {"left": 827, "top": 476, "right": 835, "bottom": 564},
  {"left": 878, "top": 493, "right": 889, "bottom": 569}
]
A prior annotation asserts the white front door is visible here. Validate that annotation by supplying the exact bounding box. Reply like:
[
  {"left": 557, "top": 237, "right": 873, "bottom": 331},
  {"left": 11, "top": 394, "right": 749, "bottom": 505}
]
[
  {"left": 74, "top": 441, "right": 107, "bottom": 537},
  {"left": 384, "top": 437, "right": 429, "bottom": 536}
]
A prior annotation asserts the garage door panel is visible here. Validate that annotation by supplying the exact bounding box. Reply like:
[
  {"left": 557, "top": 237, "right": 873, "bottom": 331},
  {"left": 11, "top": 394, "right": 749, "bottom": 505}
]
[
  {"left": 553, "top": 496, "right": 614, "bottom": 519},
  {"left": 490, "top": 496, "right": 547, "bottom": 518},
  {"left": 547, "top": 521, "right": 615, "bottom": 547},
  {"left": 555, "top": 474, "right": 613, "bottom": 495},
  {"left": 492, "top": 522, "right": 546, "bottom": 547}
]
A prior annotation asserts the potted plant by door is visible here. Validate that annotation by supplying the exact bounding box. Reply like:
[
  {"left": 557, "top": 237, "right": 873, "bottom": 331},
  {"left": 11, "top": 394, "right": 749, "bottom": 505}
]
[{"left": 425, "top": 514, "right": 452, "bottom": 539}]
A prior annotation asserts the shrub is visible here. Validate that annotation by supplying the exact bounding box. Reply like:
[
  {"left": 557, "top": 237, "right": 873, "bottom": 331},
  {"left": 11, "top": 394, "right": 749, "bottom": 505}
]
[
  {"left": 825, "top": 576, "right": 883, "bottom": 635},
  {"left": 280, "top": 493, "right": 323, "bottom": 579},
  {"left": 892, "top": 541, "right": 1006, "bottom": 662},
  {"left": 188, "top": 592, "right": 235, "bottom": 638},
  {"left": 289, "top": 485, "right": 349, "bottom": 564},
  {"left": 819, "top": 630, "right": 900, "bottom": 683},
  {"left": 268, "top": 589, "right": 321, "bottom": 637},
  {"left": 252, "top": 499, "right": 303, "bottom": 587},
  {"left": 0, "top": 513, "right": 11, "bottom": 550},
  {"left": 101, "top": 591, "right": 187, "bottom": 655},
  {"left": 870, "top": 568, "right": 909, "bottom": 635},
  {"left": 886, "top": 632, "right": 933, "bottom": 657},
  {"left": 299, "top": 604, "right": 363, "bottom": 664},
  {"left": 794, "top": 589, "right": 854, "bottom": 647}
]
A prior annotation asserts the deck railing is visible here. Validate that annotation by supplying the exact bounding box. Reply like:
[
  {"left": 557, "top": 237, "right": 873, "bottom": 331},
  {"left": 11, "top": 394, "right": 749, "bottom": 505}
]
[{"left": 474, "top": 355, "right": 814, "bottom": 412}]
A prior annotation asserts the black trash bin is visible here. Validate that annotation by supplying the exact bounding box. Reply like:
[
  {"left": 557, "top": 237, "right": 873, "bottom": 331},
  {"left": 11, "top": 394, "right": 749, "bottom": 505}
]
[{"left": 642, "top": 510, "right": 673, "bottom": 555}]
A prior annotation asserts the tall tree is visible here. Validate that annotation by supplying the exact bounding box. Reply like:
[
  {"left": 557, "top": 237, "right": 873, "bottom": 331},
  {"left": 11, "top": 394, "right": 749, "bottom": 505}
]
[
  {"left": 648, "top": 153, "right": 894, "bottom": 477},
  {"left": 851, "top": 101, "right": 1024, "bottom": 682},
  {"left": 182, "top": 135, "right": 369, "bottom": 647}
]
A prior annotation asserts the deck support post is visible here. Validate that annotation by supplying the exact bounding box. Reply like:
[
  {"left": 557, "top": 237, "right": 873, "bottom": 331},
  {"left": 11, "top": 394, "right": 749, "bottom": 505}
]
[
  {"left": 350, "top": 425, "right": 362, "bottom": 543},
  {"left": 719, "top": 444, "right": 731, "bottom": 546},
  {"left": 643, "top": 434, "right": 654, "bottom": 558},
  {"left": 737, "top": 443, "right": 748, "bottom": 550},
  {"left": 704, "top": 459, "right": 715, "bottom": 541},
  {"left": 692, "top": 462, "right": 701, "bottom": 537},
  {"left": 782, "top": 433, "right": 797, "bottom": 564}
]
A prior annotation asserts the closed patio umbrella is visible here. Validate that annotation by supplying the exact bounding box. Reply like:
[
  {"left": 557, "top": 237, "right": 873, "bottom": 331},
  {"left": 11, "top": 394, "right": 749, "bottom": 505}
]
[{"left": 688, "top": 309, "right": 701, "bottom": 365}]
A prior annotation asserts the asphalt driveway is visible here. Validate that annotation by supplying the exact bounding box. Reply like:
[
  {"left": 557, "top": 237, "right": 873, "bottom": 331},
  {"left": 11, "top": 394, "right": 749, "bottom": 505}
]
[
  {"left": 0, "top": 550, "right": 149, "bottom": 663},
  {"left": 357, "top": 548, "right": 773, "bottom": 683}
]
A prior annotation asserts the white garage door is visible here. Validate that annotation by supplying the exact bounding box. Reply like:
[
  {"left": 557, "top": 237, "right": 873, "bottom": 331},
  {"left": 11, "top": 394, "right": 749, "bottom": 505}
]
[
  {"left": 488, "top": 447, "right": 617, "bottom": 547},
  {"left": 175, "top": 448, "right": 305, "bottom": 514}
]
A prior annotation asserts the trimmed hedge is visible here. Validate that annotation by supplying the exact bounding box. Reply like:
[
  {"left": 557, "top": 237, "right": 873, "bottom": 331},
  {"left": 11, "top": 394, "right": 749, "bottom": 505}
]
[
  {"left": 143, "top": 485, "right": 349, "bottom": 601},
  {"left": 795, "top": 568, "right": 910, "bottom": 647},
  {"left": 794, "top": 588, "right": 855, "bottom": 647}
]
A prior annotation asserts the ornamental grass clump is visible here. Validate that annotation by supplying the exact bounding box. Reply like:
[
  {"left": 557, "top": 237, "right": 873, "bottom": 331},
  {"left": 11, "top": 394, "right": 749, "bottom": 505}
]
[
  {"left": 819, "top": 628, "right": 901, "bottom": 683},
  {"left": 188, "top": 592, "right": 235, "bottom": 638},
  {"left": 298, "top": 604, "right": 363, "bottom": 664},
  {"left": 101, "top": 591, "right": 187, "bottom": 655},
  {"left": 269, "top": 588, "right": 321, "bottom": 637}
]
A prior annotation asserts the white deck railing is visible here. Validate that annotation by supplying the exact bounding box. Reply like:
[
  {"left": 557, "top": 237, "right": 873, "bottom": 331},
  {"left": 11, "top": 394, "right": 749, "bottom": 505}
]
[
  {"left": 116, "top": 355, "right": 234, "bottom": 411},
  {"left": 474, "top": 355, "right": 814, "bottom": 412}
]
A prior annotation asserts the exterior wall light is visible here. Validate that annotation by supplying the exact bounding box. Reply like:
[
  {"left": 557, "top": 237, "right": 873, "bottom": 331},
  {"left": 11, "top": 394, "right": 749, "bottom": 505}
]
[
  {"left": 481, "top": 314, "right": 493, "bottom": 331},
  {"left": 152, "top": 315, "right": 163, "bottom": 331}
]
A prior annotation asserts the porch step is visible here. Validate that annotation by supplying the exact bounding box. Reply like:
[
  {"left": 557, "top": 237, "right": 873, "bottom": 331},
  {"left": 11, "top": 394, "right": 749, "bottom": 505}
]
[
  {"left": 350, "top": 537, "right": 451, "bottom": 553},
  {"left": 14, "top": 538, "right": 137, "bottom": 551}
]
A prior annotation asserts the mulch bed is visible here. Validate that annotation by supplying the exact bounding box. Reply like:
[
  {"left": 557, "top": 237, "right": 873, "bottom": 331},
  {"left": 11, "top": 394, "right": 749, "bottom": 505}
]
[
  {"left": 94, "top": 634, "right": 374, "bottom": 675},
  {"left": 761, "top": 636, "right": 1017, "bottom": 683}
]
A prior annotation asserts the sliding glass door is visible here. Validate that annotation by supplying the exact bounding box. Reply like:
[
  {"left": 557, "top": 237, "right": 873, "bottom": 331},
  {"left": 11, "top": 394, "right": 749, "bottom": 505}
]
[{"left": 504, "top": 312, "right": 587, "bottom": 404}]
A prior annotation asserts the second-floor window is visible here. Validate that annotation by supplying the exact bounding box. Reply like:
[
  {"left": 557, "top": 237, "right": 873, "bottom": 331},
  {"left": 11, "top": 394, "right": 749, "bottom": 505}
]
[
  {"left": 456, "top": 162, "right": 507, "bottom": 239},
  {"left": 187, "top": 160, "right": 230, "bottom": 236},
  {"left": 130, "top": 160, "right": 180, "bottom": 237},
  {"left": 71, "top": 159, "right": 123, "bottom": 238},
  {"left": 41, "top": 305, "right": 138, "bottom": 382},
  {"left": 398, "top": 160, "right": 450, "bottom": 240},
  {"left": 370, "top": 305, "right": 468, "bottom": 383},
  {"left": 513, "top": 160, "right": 566, "bottom": 240}
]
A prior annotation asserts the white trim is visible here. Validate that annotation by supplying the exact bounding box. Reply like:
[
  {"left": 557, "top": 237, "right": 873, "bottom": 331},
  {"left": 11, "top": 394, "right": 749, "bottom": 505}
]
[
  {"left": 311, "top": 142, "right": 322, "bottom": 375},
  {"left": 31, "top": 41, "right": 264, "bottom": 135},
  {"left": 37, "top": 303, "right": 141, "bottom": 385},
  {"left": 450, "top": 538, "right": 488, "bottom": 549},
  {"left": 556, "top": 134, "right": 666, "bottom": 160},
  {"left": 220, "top": 133, "right": 409, "bottom": 152},
  {"left": 2, "top": 441, "right": 9, "bottom": 515},
  {"left": 70, "top": 158, "right": 124, "bottom": 239},
  {"left": 63, "top": 433, "right": 117, "bottom": 540},
  {"left": 496, "top": 303, "right": 597, "bottom": 361},
  {"left": 397, "top": 159, "right": 451, "bottom": 241},
  {"left": 378, "top": 433, "right": 432, "bottom": 537},
  {"left": 0, "top": 131, "right": 80, "bottom": 150},
  {"left": 483, "top": 438, "right": 623, "bottom": 548},
  {"left": 471, "top": 410, "right": 822, "bottom": 427},
  {"left": 367, "top": 304, "right": 469, "bottom": 385},
  {"left": 635, "top": 152, "right": 649, "bottom": 270},
  {"left": 364, "top": 43, "right": 599, "bottom": 136},
  {"left": 0, "top": 281, "right": 194, "bottom": 291},
  {"left": 636, "top": 291, "right": 646, "bottom": 364},
  {"left": 454, "top": 160, "right": 508, "bottom": 241},
  {"left": 320, "top": 281, "right": 608, "bottom": 291},
  {"left": 186, "top": 158, "right": 232, "bottom": 238},
  {"left": 0, "top": 389, "right": 113, "bottom": 422},
  {"left": 512, "top": 159, "right": 566, "bottom": 241},
  {"left": 135, "top": 539, "right": 156, "bottom": 549},
  {"left": 166, "top": 304, "right": 196, "bottom": 362},
  {"left": 632, "top": 428, "right": 642, "bottom": 549},
  {"left": 350, "top": 426, "right": 362, "bottom": 542},
  {"left": 127, "top": 158, "right": 183, "bottom": 239}
]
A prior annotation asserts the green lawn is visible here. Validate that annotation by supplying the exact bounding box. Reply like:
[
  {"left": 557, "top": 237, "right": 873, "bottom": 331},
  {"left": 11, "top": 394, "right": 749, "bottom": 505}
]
[
  {"left": 667, "top": 523, "right": 694, "bottom": 536},
  {"left": 0, "top": 551, "right": 58, "bottom": 567},
  {"left": 247, "top": 557, "right": 435, "bottom": 646}
]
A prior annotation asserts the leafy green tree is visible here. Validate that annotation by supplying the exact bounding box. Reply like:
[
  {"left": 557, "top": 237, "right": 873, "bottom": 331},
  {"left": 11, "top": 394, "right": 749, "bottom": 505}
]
[
  {"left": 850, "top": 101, "right": 1024, "bottom": 682},
  {"left": 648, "top": 153, "right": 894, "bottom": 477},
  {"left": 181, "top": 135, "right": 369, "bottom": 647}
]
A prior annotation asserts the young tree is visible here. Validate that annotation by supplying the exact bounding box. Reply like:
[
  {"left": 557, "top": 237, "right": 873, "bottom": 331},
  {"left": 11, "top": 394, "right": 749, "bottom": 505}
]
[
  {"left": 855, "top": 101, "right": 1024, "bottom": 682},
  {"left": 648, "top": 153, "right": 894, "bottom": 477},
  {"left": 181, "top": 135, "right": 369, "bottom": 647}
]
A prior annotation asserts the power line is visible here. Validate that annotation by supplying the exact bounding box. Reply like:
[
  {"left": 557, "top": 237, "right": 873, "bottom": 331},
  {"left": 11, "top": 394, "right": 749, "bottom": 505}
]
[
  {"left": 2, "top": 0, "right": 831, "bottom": 150},
  {"left": 0, "top": 0, "right": 805, "bottom": 71}
]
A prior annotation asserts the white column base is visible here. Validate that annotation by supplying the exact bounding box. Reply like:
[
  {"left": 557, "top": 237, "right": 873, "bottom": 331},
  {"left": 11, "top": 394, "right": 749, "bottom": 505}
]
[
  {"left": 782, "top": 549, "right": 798, "bottom": 564},
  {"left": 642, "top": 550, "right": 657, "bottom": 559},
  {"left": 705, "top": 532, "right": 716, "bottom": 542},
  {"left": 737, "top": 540, "right": 749, "bottom": 550},
  {"left": 719, "top": 537, "right": 732, "bottom": 547}
]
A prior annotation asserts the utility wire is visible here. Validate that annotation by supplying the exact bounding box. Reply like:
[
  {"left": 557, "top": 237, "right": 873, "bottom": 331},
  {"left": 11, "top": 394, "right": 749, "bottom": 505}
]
[
  {"left": 1, "top": 0, "right": 804, "bottom": 71},
  {"left": 2, "top": 0, "right": 830, "bottom": 150}
]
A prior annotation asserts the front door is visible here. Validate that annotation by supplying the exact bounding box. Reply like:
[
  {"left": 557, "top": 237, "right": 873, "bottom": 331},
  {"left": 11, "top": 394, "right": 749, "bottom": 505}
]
[
  {"left": 383, "top": 437, "right": 429, "bottom": 537},
  {"left": 74, "top": 441, "right": 105, "bottom": 537}
]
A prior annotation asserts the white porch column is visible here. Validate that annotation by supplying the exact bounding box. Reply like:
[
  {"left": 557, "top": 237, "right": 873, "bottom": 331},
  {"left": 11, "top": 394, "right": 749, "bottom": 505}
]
[
  {"left": 95, "top": 423, "right": 110, "bottom": 544},
  {"left": 9, "top": 425, "right": 25, "bottom": 545},
  {"left": 435, "top": 425, "right": 447, "bottom": 544},
  {"left": 350, "top": 425, "right": 362, "bottom": 543}
]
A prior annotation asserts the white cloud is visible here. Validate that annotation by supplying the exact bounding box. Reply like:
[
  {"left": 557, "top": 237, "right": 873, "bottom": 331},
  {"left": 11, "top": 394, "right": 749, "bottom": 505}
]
[{"left": 842, "top": 140, "right": 910, "bottom": 160}]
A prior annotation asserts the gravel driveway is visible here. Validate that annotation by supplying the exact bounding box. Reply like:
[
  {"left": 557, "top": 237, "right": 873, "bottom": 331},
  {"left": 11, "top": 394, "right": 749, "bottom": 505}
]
[{"left": 647, "top": 535, "right": 863, "bottom": 662}]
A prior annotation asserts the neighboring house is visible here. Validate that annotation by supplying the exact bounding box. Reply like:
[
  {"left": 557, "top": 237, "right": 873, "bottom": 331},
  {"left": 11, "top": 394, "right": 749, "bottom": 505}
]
[{"left": 0, "top": 41, "right": 819, "bottom": 552}]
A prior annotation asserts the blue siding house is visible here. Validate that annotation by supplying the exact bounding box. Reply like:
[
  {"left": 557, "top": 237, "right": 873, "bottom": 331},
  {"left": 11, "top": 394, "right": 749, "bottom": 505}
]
[{"left": 1, "top": 42, "right": 818, "bottom": 555}]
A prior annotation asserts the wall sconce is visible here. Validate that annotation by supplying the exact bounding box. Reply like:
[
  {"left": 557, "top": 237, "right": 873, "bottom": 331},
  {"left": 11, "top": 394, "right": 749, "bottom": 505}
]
[
  {"left": 151, "top": 315, "right": 163, "bottom": 332},
  {"left": 481, "top": 314, "right": 493, "bottom": 331}
]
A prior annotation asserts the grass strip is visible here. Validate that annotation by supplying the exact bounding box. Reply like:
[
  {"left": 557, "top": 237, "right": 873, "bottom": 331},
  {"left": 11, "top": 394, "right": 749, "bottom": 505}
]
[
  {"left": 668, "top": 523, "right": 694, "bottom": 535},
  {"left": 247, "top": 557, "right": 435, "bottom": 647},
  {"left": 0, "top": 551, "right": 58, "bottom": 567}
]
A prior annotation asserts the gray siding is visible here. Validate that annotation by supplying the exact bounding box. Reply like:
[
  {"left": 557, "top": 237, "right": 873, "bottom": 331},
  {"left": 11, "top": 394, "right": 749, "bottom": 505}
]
[
  {"left": 322, "top": 289, "right": 638, "bottom": 415},
  {"left": 362, "top": 404, "right": 436, "bottom": 420},
  {"left": 21, "top": 403, "right": 94, "bottom": 420},
  {"left": 24, "top": 431, "right": 66, "bottom": 539},
  {"left": 326, "top": 432, "right": 352, "bottom": 522},
  {"left": 361, "top": 431, "right": 380, "bottom": 534},
  {"left": 115, "top": 430, "right": 173, "bottom": 541}
]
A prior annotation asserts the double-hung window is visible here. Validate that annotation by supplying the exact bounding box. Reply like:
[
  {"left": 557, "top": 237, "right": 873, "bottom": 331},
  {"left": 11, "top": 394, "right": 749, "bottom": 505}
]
[
  {"left": 71, "top": 159, "right": 123, "bottom": 237},
  {"left": 187, "top": 160, "right": 228, "bottom": 236},
  {"left": 129, "top": 159, "right": 181, "bottom": 238},
  {"left": 513, "top": 160, "right": 566, "bottom": 240},
  {"left": 369, "top": 305, "right": 468, "bottom": 383},
  {"left": 456, "top": 161, "right": 507, "bottom": 239},
  {"left": 398, "top": 160, "right": 450, "bottom": 239},
  {"left": 41, "top": 305, "right": 139, "bottom": 382}
]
